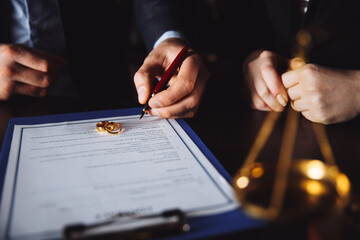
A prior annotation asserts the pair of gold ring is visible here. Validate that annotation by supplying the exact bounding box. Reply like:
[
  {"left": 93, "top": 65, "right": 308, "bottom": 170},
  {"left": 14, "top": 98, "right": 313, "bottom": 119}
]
[{"left": 96, "top": 121, "right": 122, "bottom": 135}]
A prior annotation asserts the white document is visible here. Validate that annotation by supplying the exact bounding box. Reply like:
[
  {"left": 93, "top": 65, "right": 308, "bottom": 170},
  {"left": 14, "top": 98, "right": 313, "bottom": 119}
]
[{"left": 0, "top": 115, "right": 238, "bottom": 240}]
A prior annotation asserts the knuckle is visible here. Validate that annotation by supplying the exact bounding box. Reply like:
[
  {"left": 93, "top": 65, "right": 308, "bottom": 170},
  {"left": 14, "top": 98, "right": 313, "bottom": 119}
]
[
  {"left": 0, "top": 45, "right": 16, "bottom": 59},
  {"left": 0, "top": 66, "right": 15, "bottom": 79},
  {"left": 187, "top": 95, "right": 200, "bottom": 110},
  {"left": 260, "top": 63, "right": 274, "bottom": 76},
  {"left": 304, "top": 63, "right": 318, "bottom": 71},
  {"left": 257, "top": 88, "right": 270, "bottom": 99},
  {"left": 187, "top": 55, "right": 200, "bottom": 66},
  {"left": 181, "top": 80, "right": 195, "bottom": 95},
  {"left": 40, "top": 74, "right": 51, "bottom": 87},
  {"left": 259, "top": 50, "right": 272, "bottom": 59},
  {"left": 302, "top": 64, "right": 318, "bottom": 79},
  {"left": 40, "top": 60, "right": 50, "bottom": 72}
]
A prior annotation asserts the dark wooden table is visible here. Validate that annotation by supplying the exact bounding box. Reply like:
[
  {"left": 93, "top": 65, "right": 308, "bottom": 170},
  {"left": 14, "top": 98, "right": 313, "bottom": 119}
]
[{"left": 1, "top": 82, "right": 360, "bottom": 239}]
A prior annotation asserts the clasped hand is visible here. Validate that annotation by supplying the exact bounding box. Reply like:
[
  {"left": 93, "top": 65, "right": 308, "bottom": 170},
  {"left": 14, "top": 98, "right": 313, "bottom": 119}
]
[
  {"left": 0, "top": 44, "right": 67, "bottom": 100},
  {"left": 244, "top": 49, "right": 360, "bottom": 124}
]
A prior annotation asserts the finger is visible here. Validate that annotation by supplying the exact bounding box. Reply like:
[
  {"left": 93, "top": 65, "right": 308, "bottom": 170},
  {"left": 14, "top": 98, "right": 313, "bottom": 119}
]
[
  {"left": 148, "top": 100, "right": 197, "bottom": 119},
  {"left": 11, "top": 62, "right": 56, "bottom": 87},
  {"left": 260, "top": 61, "right": 288, "bottom": 106},
  {"left": 252, "top": 74, "right": 284, "bottom": 112},
  {"left": 134, "top": 55, "right": 164, "bottom": 104},
  {"left": 286, "top": 83, "right": 302, "bottom": 100},
  {"left": 4, "top": 44, "right": 67, "bottom": 73},
  {"left": 289, "top": 57, "right": 306, "bottom": 70},
  {"left": 149, "top": 55, "right": 200, "bottom": 108},
  {"left": 29, "top": 47, "right": 68, "bottom": 72},
  {"left": 291, "top": 98, "right": 307, "bottom": 112},
  {"left": 13, "top": 82, "right": 47, "bottom": 97},
  {"left": 148, "top": 92, "right": 199, "bottom": 119},
  {"left": 244, "top": 63, "right": 270, "bottom": 111},
  {"left": 148, "top": 65, "right": 208, "bottom": 118},
  {"left": 134, "top": 69, "right": 153, "bottom": 104},
  {"left": 282, "top": 69, "right": 300, "bottom": 88},
  {"left": 250, "top": 86, "right": 271, "bottom": 111}
]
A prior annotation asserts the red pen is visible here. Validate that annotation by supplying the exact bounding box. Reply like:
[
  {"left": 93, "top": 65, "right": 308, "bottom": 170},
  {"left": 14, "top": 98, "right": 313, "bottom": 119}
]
[{"left": 139, "top": 46, "right": 189, "bottom": 119}]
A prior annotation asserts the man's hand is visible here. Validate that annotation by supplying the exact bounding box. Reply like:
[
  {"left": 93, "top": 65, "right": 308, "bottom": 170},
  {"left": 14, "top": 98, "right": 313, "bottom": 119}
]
[
  {"left": 0, "top": 44, "right": 67, "bottom": 100},
  {"left": 282, "top": 63, "right": 360, "bottom": 124},
  {"left": 134, "top": 38, "right": 209, "bottom": 118},
  {"left": 243, "top": 50, "right": 289, "bottom": 112}
]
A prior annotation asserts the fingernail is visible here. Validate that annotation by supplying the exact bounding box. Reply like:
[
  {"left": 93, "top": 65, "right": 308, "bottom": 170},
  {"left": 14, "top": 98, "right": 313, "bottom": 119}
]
[
  {"left": 151, "top": 101, "right": 162, "bottom": 108},
  {"left": 138, "top": 87, "right": 146, "bottom": 103},
  {"left": 276, "top": 94, "right": 287, "bottom": 107},
  {"left": 150, "top": 109, "right": 160, "bottom": 116}
]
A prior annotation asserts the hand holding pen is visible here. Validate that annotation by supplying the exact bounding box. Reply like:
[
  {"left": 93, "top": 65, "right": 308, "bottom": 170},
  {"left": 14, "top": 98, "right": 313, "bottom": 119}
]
[
  {"left": 139, "top": 46, "right": 189, "bottom": 119},
  {"left": 134, "top": 39, "right": 209, "bottom": 119}
]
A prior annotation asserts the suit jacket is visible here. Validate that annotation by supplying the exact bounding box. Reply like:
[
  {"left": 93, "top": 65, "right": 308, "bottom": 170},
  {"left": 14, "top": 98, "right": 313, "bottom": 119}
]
[
  {"left": 250, "top": 0, "right": 360, "bottom": 69},
  {"left": 134, "top": 0, "right": 181, "bottom": 52}
]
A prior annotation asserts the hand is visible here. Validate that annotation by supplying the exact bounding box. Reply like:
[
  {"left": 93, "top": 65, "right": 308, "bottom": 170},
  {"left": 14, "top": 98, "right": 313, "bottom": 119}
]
[
  {"left": 282, "top": 62, "right": 360, "bottom": 124},
  {"left": 243, "top": 50, "right": 289, "bottom": 112},
  {"left": 134, "top": 38, "right": 209, "bottom": 118},
  {"left": 0, "top": 44, "right": 67, "bottom": 100}
]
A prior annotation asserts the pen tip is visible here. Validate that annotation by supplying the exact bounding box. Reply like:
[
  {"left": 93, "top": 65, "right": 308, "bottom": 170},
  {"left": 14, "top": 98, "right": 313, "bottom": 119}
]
[
  {"left": 139, "top": 102, "right": 150, "bottom": 120},
  {"left": 139, "top": 110, "right": 145, "bottom": 120}
]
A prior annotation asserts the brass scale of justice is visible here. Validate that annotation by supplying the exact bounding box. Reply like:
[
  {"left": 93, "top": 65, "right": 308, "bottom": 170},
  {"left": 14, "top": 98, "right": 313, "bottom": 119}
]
[{"left": 232, "top": 30, "right": 352, "bottom": 222}]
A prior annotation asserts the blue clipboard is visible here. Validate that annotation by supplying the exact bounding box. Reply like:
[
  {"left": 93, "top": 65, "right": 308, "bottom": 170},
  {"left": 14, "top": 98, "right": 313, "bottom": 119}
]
[{"left": 0, "top": 107, "right": 264, "bottom": 240}]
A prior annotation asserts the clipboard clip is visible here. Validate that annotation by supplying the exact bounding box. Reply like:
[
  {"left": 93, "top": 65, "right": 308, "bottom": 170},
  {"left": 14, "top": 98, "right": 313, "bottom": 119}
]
[{"left": 63, "top": 209, "right": 189, "bottom": 240}]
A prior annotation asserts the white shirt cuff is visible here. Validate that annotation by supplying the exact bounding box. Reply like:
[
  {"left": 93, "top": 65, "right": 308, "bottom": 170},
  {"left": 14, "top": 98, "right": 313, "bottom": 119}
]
[{"left": 153, "top": 30, "right": 188, "bottom": 49}]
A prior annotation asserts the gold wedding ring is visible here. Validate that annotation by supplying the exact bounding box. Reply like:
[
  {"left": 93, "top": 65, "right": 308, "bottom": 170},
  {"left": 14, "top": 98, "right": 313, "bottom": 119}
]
[
  {"left": 96, "top": 121, "right": 108, "bottom": 132},
  {"left": 96, "top": 121, "right": 122, "bottom": 135},
  {"left": 104, "top": 122, "right": 122, "bottom": 135}
]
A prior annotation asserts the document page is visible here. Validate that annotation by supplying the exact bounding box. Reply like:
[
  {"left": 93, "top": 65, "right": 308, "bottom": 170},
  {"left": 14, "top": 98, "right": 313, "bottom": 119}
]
[{"left": 0, "top": 115, "right": 238, "bottom": 240}]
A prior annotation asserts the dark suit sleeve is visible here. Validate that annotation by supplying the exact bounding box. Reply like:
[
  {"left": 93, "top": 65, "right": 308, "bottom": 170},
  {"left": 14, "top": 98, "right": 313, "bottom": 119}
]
[
  {"left": 0, "top": 0, "right": 11, "bottom": 43},
  {"left": 133, "top": 0, "right": 180, "bottom": 52}
]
